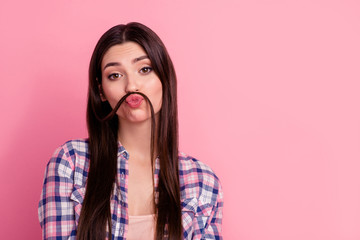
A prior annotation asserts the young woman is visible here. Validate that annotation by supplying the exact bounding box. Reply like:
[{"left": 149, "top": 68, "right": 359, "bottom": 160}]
[{"left": 38, "top": 22, "right": 223, "bottom": 240}]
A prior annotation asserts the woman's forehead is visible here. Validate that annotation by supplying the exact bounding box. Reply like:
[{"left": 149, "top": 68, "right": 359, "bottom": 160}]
[{"left": 101, "top": 42, "right": 147, "bottom": 67}]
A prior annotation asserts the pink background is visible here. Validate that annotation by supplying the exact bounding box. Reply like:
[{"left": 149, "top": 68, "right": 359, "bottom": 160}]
[{"left": 1, "top": 0, "right": 359, "bottom": 239}]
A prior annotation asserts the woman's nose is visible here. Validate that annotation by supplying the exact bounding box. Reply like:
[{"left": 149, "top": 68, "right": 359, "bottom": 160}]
[{"left": 125, "top": 73, "right": 139, "bottom": 93}]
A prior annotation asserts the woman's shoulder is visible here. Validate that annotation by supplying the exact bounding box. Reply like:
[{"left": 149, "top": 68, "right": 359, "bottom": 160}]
[
  {"left": 52, "top": 138, "right": 89, "bottom": 158},
  {"left": 178, "top": 152, "right": 223, "bottom": 204},
  {"left": 46, "top": 138, "right": 90, "bottom": 181},
  {"left": 57, "top": 138, "right": 89, "bottom": 152},
  {"left": 178, "top": 152, "right": 219, "bottom": 178}
]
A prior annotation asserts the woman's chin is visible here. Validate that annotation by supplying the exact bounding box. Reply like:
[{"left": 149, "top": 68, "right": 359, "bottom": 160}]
[{"left": 118, "top": 114, "right": 152, "bottom": 124}]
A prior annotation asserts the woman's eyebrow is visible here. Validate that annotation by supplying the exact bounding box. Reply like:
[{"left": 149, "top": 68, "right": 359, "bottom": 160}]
[
  {"left": 133, "top": 55, "right": 149, "bottom": 63},
  {"left": 103, "top": 56, "right": 149, "bottom": 71},
  {"left": 103, "top": 62, "right": 120, "bottom": 70}
]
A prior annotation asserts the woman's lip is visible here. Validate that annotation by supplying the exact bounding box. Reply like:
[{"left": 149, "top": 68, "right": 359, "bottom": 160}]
[{"left": 125, "top": 94, "right": 144, "bottom": 108}]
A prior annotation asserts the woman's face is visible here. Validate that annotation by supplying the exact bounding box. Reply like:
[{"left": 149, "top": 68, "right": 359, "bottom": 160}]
[{"left": 100, "top": 42, "right": 163, "bottom": 124}]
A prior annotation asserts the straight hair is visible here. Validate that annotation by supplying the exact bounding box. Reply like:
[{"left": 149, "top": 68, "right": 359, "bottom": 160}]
[{"left": 77, "top": 22, "right": 182, "bottom": 239}]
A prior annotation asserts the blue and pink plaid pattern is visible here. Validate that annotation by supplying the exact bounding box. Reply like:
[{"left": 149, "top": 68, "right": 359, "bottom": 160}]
[{"left": 38, "top": 139, "right": 223, "bottom": 239}]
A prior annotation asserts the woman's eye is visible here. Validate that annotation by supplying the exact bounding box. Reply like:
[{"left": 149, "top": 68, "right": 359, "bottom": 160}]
[
  {"left": 108, "top": 73, "right": 121, "bottom": 80},
  {"left": 140, "top": 67, "right": 152, "bottom": 74}
]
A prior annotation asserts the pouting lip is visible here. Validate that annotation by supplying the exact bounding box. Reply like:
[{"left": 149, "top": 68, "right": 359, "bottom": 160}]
[
  {"left": 125, "top": 94, "right": 144, "bottom": 103},
  {"left": 125, "top": 94, "right": 144, "bottom": 108}
]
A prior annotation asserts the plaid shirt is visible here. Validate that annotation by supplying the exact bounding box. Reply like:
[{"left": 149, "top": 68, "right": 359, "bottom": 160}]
[{"left": 38, "top": 139, "right": 223, "bottom": 239}]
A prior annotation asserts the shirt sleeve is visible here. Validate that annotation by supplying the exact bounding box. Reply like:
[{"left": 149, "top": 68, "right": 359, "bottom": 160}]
[
  {"left": 204, "top": 180, "right": 224, "bottom": 240},
  {"left": 38, "top": 146, "right": 77, "bottom": 240}
]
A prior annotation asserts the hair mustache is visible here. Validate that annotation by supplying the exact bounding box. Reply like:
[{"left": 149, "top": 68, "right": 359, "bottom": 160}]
[
  {"left": 94, "top": 91, "right": 157, "bottom": 161},
  {"left": 94, "top": 91, "right": 155, "bottom": 122}
]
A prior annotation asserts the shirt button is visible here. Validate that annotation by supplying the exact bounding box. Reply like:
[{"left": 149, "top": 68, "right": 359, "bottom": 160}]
[
  {"left": 120, "top": 173, "right": 125, "bottom": 180},
  {"left": 119, "top": 226, "right": 124, "bottom": 235},
  {"left": 122, "top": 151, "right": 128, "bottom": 158}
]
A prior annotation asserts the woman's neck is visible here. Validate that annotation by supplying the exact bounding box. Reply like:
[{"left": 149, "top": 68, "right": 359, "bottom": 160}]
[{"left": 118, "top": 119, "right": 157, "bottom": 164}]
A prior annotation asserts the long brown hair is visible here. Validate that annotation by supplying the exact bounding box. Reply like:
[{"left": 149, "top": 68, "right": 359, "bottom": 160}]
[{"left": 77, "top": 23, "right": 181, "bottom": 239}]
